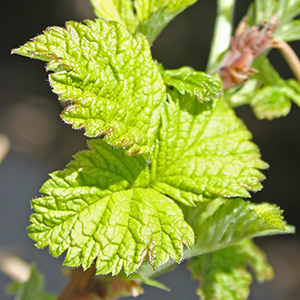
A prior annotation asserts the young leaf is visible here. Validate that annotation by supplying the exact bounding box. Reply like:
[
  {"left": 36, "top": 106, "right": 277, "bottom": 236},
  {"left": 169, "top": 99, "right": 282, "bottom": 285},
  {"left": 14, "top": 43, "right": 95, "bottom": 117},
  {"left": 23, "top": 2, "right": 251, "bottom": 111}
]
[
  {"left": 184, "top": 198, "right": 293, "bottom": 256},
  {"left": 188, "top": 239, "right": 274, "bottom": 300},
  {"left": 90, "top": 0, "right": 196, "bottom": 43},
  {"left": 162, "top": 67, "right": 223, "bottom": 102},
  {"left": 89, "top": 0, "right": 137, "bottom": 33},
  {"left": 251, "top": 86, "right": 292, "bottom": 119},
  {"left": 135, "top": 0, "right": 196, "bottom": 43},
  {"left": 251, "top": 57, "right": 300, "bottom": 119},
  {"left": 151, "top": 90, "right": 268, "bottom": 206},
  {"left": 252, "top": 0, "right": 300, "bottom": 25},
  {"left": 12, "top": 19, "right": 166, "bottom": 155},
  {"left": 276, "top": 19, "right": 300, "bottom": 42},
  {"left": 28, "top": 140, "right": 194, "bottom": 276}
]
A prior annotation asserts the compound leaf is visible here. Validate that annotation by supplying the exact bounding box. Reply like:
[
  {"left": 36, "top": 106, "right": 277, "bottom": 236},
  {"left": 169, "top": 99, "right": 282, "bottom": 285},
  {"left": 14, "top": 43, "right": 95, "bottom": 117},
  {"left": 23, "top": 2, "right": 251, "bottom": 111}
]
[
  {"left": 12, "top": 19, "right": 166, "bottom": 156},
  {"left": 188, "top": 239, "right": 274, "bottom": 300},
  {"left": 28, "top": 140, "right": 194, "bottom": 275},
  {"left": 151, "top": 90, "right": 268, "bottom": 206},
  {"left": 162, "top": 67, "right": 223, "bottom": 102}
]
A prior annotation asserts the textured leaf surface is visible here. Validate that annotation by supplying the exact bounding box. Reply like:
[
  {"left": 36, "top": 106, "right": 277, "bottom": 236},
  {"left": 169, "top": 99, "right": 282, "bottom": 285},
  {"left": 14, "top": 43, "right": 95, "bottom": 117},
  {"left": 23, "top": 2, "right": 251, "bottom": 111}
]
[
  {"left": 183, "top": 198, "right": 293, "bottom": 256},
  {"left": 90, "top": 0, "right": 196, "bottom": 43},
  {"left": 151, "top": 90, "right": 268, "bottom": 206},
  {"left": 188, "top": 239, "right": 274, "bottom": 300},
  {"left": 28, "top": 140, "right": 194, "bottom": 275},
  {"left": 162, "top": 67, "right": 223, "bottom": 102},
  {"left": 12, "top": 19, "right": 166, "bottom": 155}
]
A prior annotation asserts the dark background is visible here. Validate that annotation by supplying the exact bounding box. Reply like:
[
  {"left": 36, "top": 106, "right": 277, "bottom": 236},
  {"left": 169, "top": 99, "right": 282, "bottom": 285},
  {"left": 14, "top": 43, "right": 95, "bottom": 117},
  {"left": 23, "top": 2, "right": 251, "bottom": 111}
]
[{"left": 0, "top": 1, "right": 300, "bottom": 299}]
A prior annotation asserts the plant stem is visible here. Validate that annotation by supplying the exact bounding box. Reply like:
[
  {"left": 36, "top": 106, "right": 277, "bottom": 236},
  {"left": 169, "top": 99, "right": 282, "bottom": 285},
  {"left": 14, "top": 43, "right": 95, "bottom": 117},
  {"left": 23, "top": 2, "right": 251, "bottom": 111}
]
[
  {"left": 57, "top": 265, "right": 96, "bottom": 300},
  {"left": 206, "top": 0, "right": 236, "bottom": 74},
  {"left": 272, "top": 37, "right": 300, "bottom": 83}
]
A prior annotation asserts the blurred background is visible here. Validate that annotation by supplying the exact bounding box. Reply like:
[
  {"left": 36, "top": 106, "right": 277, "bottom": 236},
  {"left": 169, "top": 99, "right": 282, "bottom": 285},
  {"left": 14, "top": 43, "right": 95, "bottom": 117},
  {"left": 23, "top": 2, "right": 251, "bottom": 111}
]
[{"left": 0, "top": 0, "right": 300, "bottom": 299}]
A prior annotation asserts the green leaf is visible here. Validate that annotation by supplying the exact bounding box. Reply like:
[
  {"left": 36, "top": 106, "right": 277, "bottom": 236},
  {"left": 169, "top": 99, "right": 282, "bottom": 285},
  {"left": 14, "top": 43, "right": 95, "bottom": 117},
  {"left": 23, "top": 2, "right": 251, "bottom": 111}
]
[
  {"left": 28, "top": 139, "right": 194, "bottom": 276},
  {"left": 252, "top": 0, "right": 300, "bottom": 25},
  {"left": 90, "top": 0, "right": 196, "bottom": 43},
  {"left": 184, "top": 198, "right": 293, "bottom": 256},
  {"left": 135, "top": 0, "right": 196, "bottom": 43},
  {"left": 285, "top": 79, "right": 300, "bottom": 107},
  {"left": 7, "top": 265, "right": 56, "bottom": 300},
  {"left": 250, "top": 57, "right": 300, "bottom": 119},
  {"left": 27, "top": 91, "right": 272, "bottom": 276},
  {"left": 251, "top": 86, "right": 291, "bottom": 119},
  {"left": 12, "top": 19, "right": 166, "bottom": 156},
  {"left": 276, "top": 19, "right": 300, "bottom": 42},
  {"left": 188, "top": 239, "right": 274, "bottom": 300},
  {"left": 123, "top": 197, "right": 292, "bottom": 287},
  {"left": 90, "top": 0, "right": 137, "bottom": 33},
  {"left": 162, "top": 67, "right": 223, "bottom": 102},
  {"left": 151, "top": 90, "right": 268, "bottom": 206}
]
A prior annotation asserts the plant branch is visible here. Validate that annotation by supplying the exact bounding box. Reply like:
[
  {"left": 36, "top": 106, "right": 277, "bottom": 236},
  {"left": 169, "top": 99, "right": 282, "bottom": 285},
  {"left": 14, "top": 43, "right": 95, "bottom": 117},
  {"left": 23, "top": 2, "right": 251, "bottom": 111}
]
[
  {"left": 206, "top": 0, "right": 236, "bottom": 73},
  {"left": 57, "top": 265, "right": 97, "bottom": 300},
  {"left": 271, "top": 37, "right": 300, "bottom": 83}
]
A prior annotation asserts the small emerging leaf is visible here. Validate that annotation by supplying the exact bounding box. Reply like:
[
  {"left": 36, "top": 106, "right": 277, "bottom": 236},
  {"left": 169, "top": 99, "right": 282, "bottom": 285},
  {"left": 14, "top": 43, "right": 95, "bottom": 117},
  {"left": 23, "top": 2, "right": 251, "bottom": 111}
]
[
  {"left": 13, "top": 19, "right": 166, "bottom": 156},
  {"left": 188, "top": 239, "right": 274, "bottom": 300},
  {"left": 251, "top": 86, "right": 291, "bottom": 119},
  {"left": 162, "top": 67, "right": 223, "bottom": 102}
]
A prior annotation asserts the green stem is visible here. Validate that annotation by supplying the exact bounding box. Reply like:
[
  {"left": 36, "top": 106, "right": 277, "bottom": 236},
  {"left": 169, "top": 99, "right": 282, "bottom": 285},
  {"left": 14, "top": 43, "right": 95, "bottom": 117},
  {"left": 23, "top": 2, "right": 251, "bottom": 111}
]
[{"left": 206, "top": 0, "right": 236, "bottom": 74}]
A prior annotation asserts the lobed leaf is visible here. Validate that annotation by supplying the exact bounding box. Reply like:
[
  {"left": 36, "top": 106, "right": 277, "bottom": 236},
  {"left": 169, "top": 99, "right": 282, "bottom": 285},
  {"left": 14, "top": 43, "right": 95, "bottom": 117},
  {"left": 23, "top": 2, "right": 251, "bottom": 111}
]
[
  {"left": 151, "top": 90, "right": 268, "bottom": 206},
  {"left": 187, "top": 239, "right": 274, "bottom": 300},
  {"left": 12, "top": 19, "right": 166, "bottom": 156},
  {"left": 28, "top": 140, "right": 194, "bottom": 275},
  {"left": 162, "top": 67, "right": 223, "bottom": 102}
]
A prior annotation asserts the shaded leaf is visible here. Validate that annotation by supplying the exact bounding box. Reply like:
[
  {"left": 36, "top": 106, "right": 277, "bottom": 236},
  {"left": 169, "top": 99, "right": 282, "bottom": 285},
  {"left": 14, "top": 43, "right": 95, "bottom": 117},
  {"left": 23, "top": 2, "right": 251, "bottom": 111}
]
[
  {"left": 183, "top": 198, "right": 293, "bottom": 256},
  {"left": 188, "top": 239, "right": 274, "bottom": 300}
]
